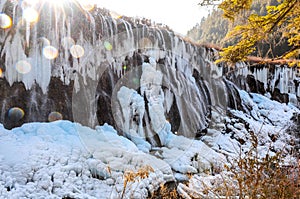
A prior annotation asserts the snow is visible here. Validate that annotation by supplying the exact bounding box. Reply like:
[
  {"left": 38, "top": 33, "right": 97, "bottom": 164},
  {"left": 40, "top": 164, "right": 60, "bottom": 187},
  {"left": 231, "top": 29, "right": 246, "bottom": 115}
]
[
  {"left": 1, "top": 0, "right": 214, "bottom": 139},
  {"left": 178, "top": 91, "right": 300, "bottom": 198},
  {"left": 0, "top": 88, "right": 299, "bottom": 198},
  {"left": 0, "top": 2, "right": 299, "bottom": 198},
  {"left": 0, "top": 119, "right": 226, "bottom": 198},
  {"left": 117, "top": 87, "right": 146, "bottom": 139},
  {"left": 0, "top": 76, "right": 299, "bottom": 198},
  {"left": 0, "top": 121, "right": 167, "bottom": 198},
  {"left": 115, "top": 61, "right": 169, "bottom": 149},
  {"left": 202, "top": 90, "right": 299, "bottom": 157}
]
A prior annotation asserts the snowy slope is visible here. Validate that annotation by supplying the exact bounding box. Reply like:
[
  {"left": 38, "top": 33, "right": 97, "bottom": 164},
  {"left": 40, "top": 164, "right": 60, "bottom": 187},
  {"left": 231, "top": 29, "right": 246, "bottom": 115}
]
[
  {"left": 0, "top": 92, "right": 299, "bottom": 199},
  {"left": 179, "top": 92, "right": 300, "bottom": 198},
  {"left": 0, "top": 120, "right": 224, "bottom": 198}
]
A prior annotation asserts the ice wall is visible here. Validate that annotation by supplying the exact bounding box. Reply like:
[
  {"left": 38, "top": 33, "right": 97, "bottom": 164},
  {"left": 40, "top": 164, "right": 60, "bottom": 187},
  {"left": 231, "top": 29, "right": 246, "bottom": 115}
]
[
  {"left": 231, "top": 63, "right": 300, "bottom": 100},
  {"left": 1, "top": 0, "right": 297, "bottom": 146},
  {"left": 0, "top": 0, "right": 226, "bottom": 141}
]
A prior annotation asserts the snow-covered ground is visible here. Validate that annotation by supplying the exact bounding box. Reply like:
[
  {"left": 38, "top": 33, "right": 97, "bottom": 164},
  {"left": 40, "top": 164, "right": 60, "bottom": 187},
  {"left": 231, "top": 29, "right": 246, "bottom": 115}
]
[
  {"left": 0, "top": 91, "right": 299, "bottom": 198},
  {"left": 202, "top": 90, "right": 299, "bottom": 157},
  {"left": 179, "top": 91, "right": 300, "bottom": 198},
  {"left": 0, "top": 121, "right": 223, "bottom": 198}
]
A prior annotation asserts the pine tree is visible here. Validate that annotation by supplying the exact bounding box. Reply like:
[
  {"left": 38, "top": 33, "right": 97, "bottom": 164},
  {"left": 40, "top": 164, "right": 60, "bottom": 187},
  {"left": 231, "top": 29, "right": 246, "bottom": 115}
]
[{"left": 199, "top": 0, "right": 300, "bottom": 65}]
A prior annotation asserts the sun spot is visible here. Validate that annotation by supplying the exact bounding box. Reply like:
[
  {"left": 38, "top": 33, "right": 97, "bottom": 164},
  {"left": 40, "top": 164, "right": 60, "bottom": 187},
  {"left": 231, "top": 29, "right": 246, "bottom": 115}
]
[
  {"left": 23, "top": 7, "right": 39, "bottom": 23},
  {"left": 104, "top": 41, "right": 113, "bottom": 51},
  {"left": 0, "top": 13, "right": 12, "bottom": 29},
  {"left": 43, "top": 46, "right": 59, "bottom": 59},
  {"left": 8, "top": 107, "right": 25, "bottom": 122},
  {"left": 70, "top": 45, "right": 85, "bottom": 58},
  {"left": 48, "top": 111, "right": 63, "bottom": 122},
  {"left": 16, "top": 60, "right": 32, "bottom": 74}
]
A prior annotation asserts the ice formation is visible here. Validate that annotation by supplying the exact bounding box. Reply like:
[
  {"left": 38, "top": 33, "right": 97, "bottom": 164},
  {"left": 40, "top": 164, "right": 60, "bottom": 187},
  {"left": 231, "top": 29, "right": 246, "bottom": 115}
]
[
  {"left": 0, "top": 0, "right": 299, "bottom": 198},
  {"left": 0, "top": 91, "right": 299, "bottom": 198},
  {"left": 0, "top": 120, "right": 225, "bottom": 198},
  {"left": 1, "top": 0, "right": 299, "bottom": 138}
]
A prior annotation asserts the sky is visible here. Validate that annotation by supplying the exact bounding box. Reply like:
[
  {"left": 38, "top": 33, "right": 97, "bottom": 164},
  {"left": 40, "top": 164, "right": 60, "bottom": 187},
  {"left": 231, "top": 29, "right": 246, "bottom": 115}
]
[{"left": 97, "top": 0, "right": 211, "bottom": 35}]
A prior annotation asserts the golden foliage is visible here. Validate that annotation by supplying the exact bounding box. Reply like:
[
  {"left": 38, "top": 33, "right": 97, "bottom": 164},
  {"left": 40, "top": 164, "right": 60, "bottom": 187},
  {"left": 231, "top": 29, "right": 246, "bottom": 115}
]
[
  {"left": 200, "top": 0, "right": 300, "bottom": 65},
  {"left": 121, "top": 165, "right": 154, "bottom": 199}
]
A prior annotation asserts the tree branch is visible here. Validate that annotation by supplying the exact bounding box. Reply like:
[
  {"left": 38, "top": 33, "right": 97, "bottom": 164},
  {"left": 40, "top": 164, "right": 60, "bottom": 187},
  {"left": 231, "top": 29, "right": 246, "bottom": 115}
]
[{"left": 267, "top": 0, "right": 297, "bottom": 33}]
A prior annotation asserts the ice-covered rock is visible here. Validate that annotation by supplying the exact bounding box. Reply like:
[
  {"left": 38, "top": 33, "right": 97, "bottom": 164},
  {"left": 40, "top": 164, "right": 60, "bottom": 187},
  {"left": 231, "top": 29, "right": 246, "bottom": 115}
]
[{"left": 0, "top": 121, "right": 172, "bottom": 198}]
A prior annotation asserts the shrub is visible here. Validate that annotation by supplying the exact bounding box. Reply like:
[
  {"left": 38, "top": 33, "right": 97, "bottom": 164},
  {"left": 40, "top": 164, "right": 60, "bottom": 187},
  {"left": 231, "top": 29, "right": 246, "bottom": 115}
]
[{"left": 215, "top": 132, "right": 300, "bottom": 199}]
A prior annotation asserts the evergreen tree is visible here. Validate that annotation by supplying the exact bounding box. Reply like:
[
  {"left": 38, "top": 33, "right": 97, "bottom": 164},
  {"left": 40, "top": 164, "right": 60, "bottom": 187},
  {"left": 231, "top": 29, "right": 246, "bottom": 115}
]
[{"left": 196, "top": 0, "right": 300, "bottom": 65}]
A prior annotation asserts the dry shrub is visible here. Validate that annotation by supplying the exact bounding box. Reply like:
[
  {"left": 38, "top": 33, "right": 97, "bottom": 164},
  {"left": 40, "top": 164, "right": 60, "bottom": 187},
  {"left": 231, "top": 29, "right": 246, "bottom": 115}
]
[
  {"left": 150, "top": 182, "right": 182, "bottom": 199},
  {"left": 121, "top": 165, "right": 154, "bottom": 199},
  {"left": 214, "top": 132, "right": 300, "bottom": 199}
]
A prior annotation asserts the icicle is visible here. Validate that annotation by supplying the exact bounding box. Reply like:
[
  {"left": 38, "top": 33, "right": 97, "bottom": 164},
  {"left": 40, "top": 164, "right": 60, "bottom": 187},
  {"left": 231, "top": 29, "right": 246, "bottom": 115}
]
[
  {"left": 0, "top": 0, "right": 8, "bottom": 12},
  {"left": 25, "top": 21, "right": 30, "bottom": 48}
]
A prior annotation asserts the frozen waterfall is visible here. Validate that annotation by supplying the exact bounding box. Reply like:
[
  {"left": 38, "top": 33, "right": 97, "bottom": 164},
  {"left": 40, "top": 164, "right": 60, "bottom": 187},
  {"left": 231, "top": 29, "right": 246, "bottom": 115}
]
[{"left": 0, "top": 0, "right": 299, "bottom": 146}]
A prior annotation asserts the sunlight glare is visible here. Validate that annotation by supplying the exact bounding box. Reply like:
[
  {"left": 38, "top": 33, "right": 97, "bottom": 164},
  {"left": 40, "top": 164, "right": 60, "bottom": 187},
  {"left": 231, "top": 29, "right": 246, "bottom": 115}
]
[
  {"left": 70, "top": 45, "right": 85, "bottom": 58},
  {"left": 30, "top": 0, "right": 97, "bottom": 11},
  {"left": 23, "top": 7, "right": 39, "bottom": 23},
  {"left": 43, "top": 46, "right": 59, "bottom": 59},
  {"left": 104, "top": 41, "right": 113, "bottom": 51},
  {"left": 37, "top": 0, "right": 69, "bottom": 7},
  {"left": 0, "top": 13, "right": 12, "bottom": 29},
  {"left": 8, "top": 107, "right": 25, "bottom": 122},
  {"left": 38, "top": 37, "right": 51, "bottom": 47},
  {"left": 15, "top": 60, "right": 32, "bottom": 74},
  {"left": 48, "top": 111, "right": 63, "bottom": 122}
]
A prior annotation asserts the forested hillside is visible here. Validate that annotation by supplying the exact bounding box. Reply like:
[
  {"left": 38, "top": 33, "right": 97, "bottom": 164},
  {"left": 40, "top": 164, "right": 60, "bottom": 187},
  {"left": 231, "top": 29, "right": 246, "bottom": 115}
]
[{"left": 187, "top": 0, "right": 291, "bottom": 58}]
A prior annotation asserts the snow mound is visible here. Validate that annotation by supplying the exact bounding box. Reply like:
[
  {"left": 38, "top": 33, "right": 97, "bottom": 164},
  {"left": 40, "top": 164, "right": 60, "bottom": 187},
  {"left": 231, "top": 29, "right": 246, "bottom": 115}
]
[
  {"left": 0, "top": 120, "right": 224, "bottom": 198},
  {"left": 0, "top": 121, "right": 168, "bottom": 198}
]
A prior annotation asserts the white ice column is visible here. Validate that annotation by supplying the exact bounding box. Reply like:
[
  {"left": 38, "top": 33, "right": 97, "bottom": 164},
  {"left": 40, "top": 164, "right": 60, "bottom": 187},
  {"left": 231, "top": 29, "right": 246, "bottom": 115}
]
[{"left": 140, "top": 61, "right": 168, "bottom": 145}]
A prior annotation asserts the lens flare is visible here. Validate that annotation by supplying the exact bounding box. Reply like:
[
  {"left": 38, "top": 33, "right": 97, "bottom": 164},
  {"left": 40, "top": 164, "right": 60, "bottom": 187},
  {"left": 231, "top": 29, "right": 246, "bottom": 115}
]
[
  {"left": 48, "top": 111, "right": 63, "bottom": 122},
  {"left": 23, "top": 7, "right": 39, "bottom": 23},
  {"left": 62, "top": 37, "right": 75, "bottom": 49},
  {"left": 0, "top": 68, "right": 3, "bottom": 77},
  {"left": 132, "top": 77, "right": 140, "bottom": 85},
  {"left": 104, "top": 41, "right": 113, "bottom": 51},
  {"left": 43, "top": 45, "right": 59, "bottom": 59},
  {"left": 0, "top": 13, "right": 12, "bottom": 29},
  {"left": 70, "top": 45, "right": 85, "bottom": 58},
  {"left": 8, "top": 107, "right": 25, "bottom": 122},
  {"left": 123, "top": 65, "right": 127, "bottom": 70},
  {"left": 15, "top": 60, "right": 32, "bottom": 74}
]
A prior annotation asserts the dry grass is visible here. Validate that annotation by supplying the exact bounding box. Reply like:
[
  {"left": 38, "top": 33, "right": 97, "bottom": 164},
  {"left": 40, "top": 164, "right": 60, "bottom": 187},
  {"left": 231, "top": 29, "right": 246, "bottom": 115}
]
[
  {"left": 207, "top": 133, "right": 300, "bottom": 199},
  {"left": 121, "top": 165, "right": 154, "bottom": 199},
  {"left": 117, "top": 132, "right": 299, "bottom": 199},
  {"left": 149, "top": 182, "right": 182, "bottom": 199}
]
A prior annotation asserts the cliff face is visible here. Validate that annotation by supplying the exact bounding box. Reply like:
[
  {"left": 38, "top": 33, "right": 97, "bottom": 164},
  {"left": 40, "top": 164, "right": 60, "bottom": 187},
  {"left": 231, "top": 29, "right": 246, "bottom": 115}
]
[
  {"left": 226, "top": 63, "right": 300, "bottom": 104},
  {"left": 0, "top": 1, "right": 298, "bottom": 146}
]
